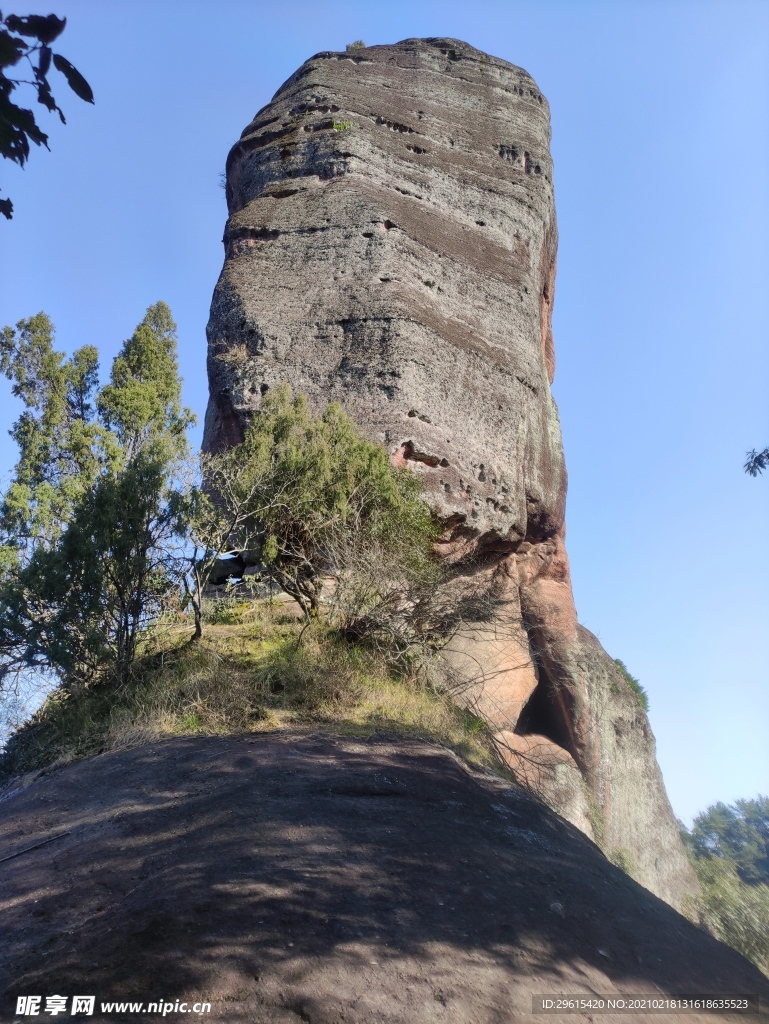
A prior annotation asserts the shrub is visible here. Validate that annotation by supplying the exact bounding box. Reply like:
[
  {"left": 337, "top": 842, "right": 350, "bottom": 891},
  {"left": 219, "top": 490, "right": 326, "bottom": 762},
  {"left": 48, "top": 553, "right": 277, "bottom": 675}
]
[
  {"left": 205, "top": 384, "right": 439, "bottom": 624},
  {"left": 613, "top": 658, "right": 649, "bottom": 712}
]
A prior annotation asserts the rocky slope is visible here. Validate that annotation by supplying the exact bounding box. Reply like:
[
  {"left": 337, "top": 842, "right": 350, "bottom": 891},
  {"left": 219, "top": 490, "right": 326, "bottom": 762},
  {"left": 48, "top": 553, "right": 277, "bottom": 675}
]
[
  {"left": 203, "top": 38, "right": 696, "bottom": 908},
  {"left": 2, "top": 735, "right": 767, "bottom": 1023}
]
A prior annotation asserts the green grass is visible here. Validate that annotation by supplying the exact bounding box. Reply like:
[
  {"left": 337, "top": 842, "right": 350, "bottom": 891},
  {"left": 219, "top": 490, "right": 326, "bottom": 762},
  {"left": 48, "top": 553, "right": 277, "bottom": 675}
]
[
  {"left": 613, "top": 658, "right": 649, "bottom": 713},
  {"left": 0, "top": 598, "right": 502, "bottom": 782}
]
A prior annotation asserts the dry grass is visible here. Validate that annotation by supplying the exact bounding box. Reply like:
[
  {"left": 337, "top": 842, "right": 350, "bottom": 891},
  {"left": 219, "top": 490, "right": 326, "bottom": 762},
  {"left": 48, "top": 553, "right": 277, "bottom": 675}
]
[{"left": 0, "top": 598, "right": 501, "bottom": 781}]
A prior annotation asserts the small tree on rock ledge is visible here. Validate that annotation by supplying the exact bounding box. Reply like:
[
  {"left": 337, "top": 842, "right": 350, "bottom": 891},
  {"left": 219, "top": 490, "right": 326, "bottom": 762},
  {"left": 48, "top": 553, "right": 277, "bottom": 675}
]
[{"left": 203, "top": 385, "right": 440, "bottom": 634}]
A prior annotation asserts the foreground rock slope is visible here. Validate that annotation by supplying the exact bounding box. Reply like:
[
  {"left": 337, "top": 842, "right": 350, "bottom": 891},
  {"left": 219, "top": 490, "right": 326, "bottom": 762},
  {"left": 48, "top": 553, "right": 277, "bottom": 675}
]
[
  {"left": 204, "top": 38, "right": 696, "bottom": 907},
  {"left": 2, "top": 735, "right": 767, "bottom": 1023}
]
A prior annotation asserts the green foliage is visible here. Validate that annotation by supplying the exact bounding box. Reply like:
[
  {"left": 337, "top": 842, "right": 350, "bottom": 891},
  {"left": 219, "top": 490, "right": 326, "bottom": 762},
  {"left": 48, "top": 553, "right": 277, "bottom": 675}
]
[
  {"left": 0, "top": 312, "right": 112, "bottom": 554},
  {"left": 211, "top": 384, "right": 438, "bottom": 621},
  {"left": 686, "top": 854, "right": 769, "bottom": 978},
  {"left": 98, "top": 300, "right": 193, "bottom": 460},
  {"left": 683, "top": 796, "right": 769, "bottom": 887},
  {"left": 0, "top": 302, "right": 194, "bottom": 685},
  {"left": 0, "top": 604, "right": 502, "bottom": 783},
  {"left": 0, "top": 11, "right": 93, "bottom": 219},
  {"left": 681, "top": 797, "right": 769, "bottom": 978},
  {"left": 613, "top": 658, "right": 649, "bottom": 712},
  {"left": 345, "top": 40, "right": 365, "bottom": 51},
  {"left": 332, "top": 119, "right": 352, "bottom": 132}
]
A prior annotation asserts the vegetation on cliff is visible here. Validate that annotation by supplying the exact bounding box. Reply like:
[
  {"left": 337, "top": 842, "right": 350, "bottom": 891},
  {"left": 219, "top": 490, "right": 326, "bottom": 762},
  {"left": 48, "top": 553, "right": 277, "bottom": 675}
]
[
  {"left": 612, "top": 657, "right": 649, "bottom": 712},
  {"left": 192, "top": 384, "right": 438, "bottom": 623}
]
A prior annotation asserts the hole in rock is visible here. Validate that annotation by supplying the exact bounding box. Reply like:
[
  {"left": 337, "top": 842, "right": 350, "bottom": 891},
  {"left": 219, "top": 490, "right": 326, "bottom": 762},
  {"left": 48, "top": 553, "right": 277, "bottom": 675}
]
[
  {"left": 515, "top": 669, "right": 575, "bottom": 757},
  {"left": 400, "top": 440, "right": 441, "bottom": 467}
]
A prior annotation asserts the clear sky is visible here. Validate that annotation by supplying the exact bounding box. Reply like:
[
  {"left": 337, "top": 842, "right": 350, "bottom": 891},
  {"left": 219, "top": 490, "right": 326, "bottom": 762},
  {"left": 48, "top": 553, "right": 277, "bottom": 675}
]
[{"left": 1, "top": 0, "right": 767, "bottom": 824}]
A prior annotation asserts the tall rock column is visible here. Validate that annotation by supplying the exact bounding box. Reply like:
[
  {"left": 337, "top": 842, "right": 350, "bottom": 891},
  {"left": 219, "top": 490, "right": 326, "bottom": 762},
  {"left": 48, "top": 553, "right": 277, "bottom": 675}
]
[{"left": 204, "top": 37, "right": 697, "bottom": 909}]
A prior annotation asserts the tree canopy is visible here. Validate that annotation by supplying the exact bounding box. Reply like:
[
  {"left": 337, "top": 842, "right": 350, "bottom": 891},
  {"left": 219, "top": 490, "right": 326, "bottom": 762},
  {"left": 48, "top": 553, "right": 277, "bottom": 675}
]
[
  {"left": 680, "top": 795, "right": 769, "bottom": 977},
  {"left": 684, "top": 795, "right": 769, "bottom": 887},
  {"left": 0, "top": 302, "right": 194, "bottom": 685},
  {"left": 194, "top": 385, "right": 438, "bottom": 624}
]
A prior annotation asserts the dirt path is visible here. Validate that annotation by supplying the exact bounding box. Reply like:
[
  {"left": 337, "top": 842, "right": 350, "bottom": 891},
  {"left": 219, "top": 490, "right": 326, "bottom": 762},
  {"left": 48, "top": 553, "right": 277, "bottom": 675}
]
[{"left": 1, "top": 732, "right": 767, "bottom": 1022}]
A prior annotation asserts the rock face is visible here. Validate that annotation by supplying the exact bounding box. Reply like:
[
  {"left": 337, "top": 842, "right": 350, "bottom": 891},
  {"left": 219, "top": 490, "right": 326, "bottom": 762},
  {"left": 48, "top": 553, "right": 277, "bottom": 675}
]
[
  {"left": 3, "top": 735, "right": 768, "bottom": 1023},
  {"left": 204, "top": 38, "right": 697, "bottom": 907}
]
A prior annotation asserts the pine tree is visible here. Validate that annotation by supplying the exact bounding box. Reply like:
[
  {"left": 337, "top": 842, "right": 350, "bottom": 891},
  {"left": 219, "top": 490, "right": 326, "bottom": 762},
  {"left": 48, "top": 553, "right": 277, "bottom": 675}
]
[{"left": 0, "top": 302, "right": 194, "bottom": 687}]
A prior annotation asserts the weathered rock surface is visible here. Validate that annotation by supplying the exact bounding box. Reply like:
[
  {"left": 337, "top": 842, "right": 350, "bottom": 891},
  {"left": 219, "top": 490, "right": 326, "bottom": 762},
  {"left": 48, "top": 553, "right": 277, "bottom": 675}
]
[
  {"left": 2, "top": 735, "right": 767, "bottom": 1023},
  {"left": 204, "top": 38, "right": 697, "bottom": 907}
]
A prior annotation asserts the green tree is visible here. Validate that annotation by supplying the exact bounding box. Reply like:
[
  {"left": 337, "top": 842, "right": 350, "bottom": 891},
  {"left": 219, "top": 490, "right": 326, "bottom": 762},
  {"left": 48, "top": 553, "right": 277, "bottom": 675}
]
[
  {"left": 684, "top": 796, "right": 769, "bottom": 887},
  {"left": 0, "top": 302, "right": 194, "bottom": 686},
  {"left": 681, "top": 796, "right": 769, "bottom": 979},
  {"left": 0, "top": 312, "right": 114, "bottom": 561},
  {"left": 206, "top": 385, "right": 439, "bottom": 627},
  {"left": 1, "top": 11, "right": 93, "bottom": 219}
]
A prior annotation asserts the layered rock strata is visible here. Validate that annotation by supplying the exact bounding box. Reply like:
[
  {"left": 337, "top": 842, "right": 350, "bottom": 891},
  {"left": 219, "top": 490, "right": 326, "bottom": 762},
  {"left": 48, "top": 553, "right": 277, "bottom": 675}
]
[{"left": 204, "top": 37, "right": 697, "bottom": 908}]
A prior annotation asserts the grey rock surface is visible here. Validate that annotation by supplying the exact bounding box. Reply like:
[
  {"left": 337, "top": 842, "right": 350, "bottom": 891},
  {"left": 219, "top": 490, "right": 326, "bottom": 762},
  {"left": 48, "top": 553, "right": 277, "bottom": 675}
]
[
  {"left": 204, "top": 38, "right": 698, "bottom": 908},
  {"left": 3, "top": 735, "right": 767, "bottom": 1022}
]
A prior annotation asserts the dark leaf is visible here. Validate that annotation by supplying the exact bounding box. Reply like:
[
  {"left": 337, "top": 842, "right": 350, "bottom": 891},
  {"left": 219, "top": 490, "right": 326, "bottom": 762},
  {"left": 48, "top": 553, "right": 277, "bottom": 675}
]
[
  {"left": 38, "top": 44, "right": 51, "bottom": 77},
  {"left": 0, "top": 96, "right": 46, "bottom": 162},
  {"left": 0, "top": 28, "right": 26, "bottom": 68},
  {"left": 744, "top": 448, "right": 769, "bottom": 477},
  {"left": 5, "top": 14, "right": 66, "bottom": 45},
  {"left": 3, "top": 101, "right": 48, "bottom": 149},
  {"left": 0, "top": 110, "right": 28, "bottom": 163},
  {"left": 0, "top": 195, "right": 12, "bottom": 219},
  {"left": 52, "top": 53, "right": 93, "bottom": 104},
  {"left": 35, "top": 80, "right": 65, "bottom": 123}
]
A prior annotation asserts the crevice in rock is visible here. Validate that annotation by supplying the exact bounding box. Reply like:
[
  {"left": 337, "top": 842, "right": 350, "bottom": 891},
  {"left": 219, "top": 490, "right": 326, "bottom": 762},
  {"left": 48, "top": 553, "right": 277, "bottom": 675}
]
[
  {"left": 514, "top": 666, "right": 576, "bottom": 759},
  {"left": 240, "top": 114, "right": 280, "bottom": 137},
  {"left": 399, "top": 439, "right": 446, "bottom": 468},
  {"left": 332, "top": 53, "right": 373, "bottom": 64},
  {"left": 373, "top": 116, "right": 415, "bottom": 134}
]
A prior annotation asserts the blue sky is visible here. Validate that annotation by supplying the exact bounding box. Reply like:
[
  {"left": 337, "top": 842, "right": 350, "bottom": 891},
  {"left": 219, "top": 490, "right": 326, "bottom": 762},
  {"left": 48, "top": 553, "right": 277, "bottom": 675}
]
[{"left": 1, "top": 0, "right": 767, "bottom": 823}]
